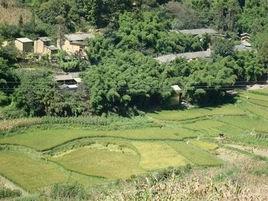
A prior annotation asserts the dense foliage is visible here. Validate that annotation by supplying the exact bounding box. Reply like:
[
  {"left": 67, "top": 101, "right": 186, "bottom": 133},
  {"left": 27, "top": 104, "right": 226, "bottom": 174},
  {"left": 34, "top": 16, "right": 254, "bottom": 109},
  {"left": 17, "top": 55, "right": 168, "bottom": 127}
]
[
  {"left": 0, "top": 0, "right": 267, "bottom": 116},
  {"left": 83, "top": 50, "right": 169, "bottom": 115},
  {"left": 13, "top": 70, "right": 89, "bottom": 116},
  {"left": 0, "top": 45, "right": 18, "bottom": 106}
]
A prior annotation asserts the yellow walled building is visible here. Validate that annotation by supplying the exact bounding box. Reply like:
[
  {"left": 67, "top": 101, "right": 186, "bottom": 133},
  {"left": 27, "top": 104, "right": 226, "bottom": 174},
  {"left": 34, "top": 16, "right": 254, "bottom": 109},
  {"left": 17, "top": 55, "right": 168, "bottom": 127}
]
[
  {"left": 58, "top": 33, "right": 95, "bottom": 56},
  {"left": 15, "top": 38, "right": 34, "bottom": 52}
]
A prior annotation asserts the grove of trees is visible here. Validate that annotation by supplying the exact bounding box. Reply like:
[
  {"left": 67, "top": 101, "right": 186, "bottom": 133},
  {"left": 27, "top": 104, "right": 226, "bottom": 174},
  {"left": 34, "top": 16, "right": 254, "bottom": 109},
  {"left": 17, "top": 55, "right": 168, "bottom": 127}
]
[{"left": 0, "top": 0, "right": 267, "bottom": 117}]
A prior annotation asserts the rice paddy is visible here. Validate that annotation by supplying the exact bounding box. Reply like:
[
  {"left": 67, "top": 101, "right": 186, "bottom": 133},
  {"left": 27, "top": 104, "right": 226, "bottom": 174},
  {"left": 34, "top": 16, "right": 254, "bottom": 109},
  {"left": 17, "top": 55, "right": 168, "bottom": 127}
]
[{"left": 0, "top": 89, "right": 267, "bottom": 192}]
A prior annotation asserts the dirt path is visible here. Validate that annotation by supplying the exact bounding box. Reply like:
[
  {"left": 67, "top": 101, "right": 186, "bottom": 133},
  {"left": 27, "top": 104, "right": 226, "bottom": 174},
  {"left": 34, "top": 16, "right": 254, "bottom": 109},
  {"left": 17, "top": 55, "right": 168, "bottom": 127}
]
[
  {"left": 0, "top": 175, "right": 28, "bottom": 196},
  {"left": 226, "top": 144, "right": 268, "bottom": 158},
  {"left": 215, "top": 147, "right": 268, "bottom": 200},
  {"left": 247, "top": 84, "right": 268, "bottom": 91}
]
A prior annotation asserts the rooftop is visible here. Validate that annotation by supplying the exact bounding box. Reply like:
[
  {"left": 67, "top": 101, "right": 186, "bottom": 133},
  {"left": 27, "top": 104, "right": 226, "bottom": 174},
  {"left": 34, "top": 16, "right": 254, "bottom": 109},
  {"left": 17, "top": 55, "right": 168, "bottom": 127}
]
[
  {"left": 54, "top": 72, "right": 81, "bottom": 82},
  {"left": 64, "top": 33, "right": 94, "bottom": 42},
  {"left": 171, "top": 85, "right": 182, "bottom": 92},
  {"left": 241, "top": 40, "right": 252, "bottom": 47},
  {"left": 173, "top": 28, "right": 218, "bottom": 36},
  {"left": 155, "top": 49, "right": 211, "bottom": 63},
  {"left": 46, "top": 45, "right": 58, "bottom": 51},
  {"left": 38, "top": 37, "right": 51, "bottom": 42},
  {"left": 234, "top": 44, "right": 253, "bottom": 52},
  {"left": 16, "top": 38, "right": 33, "bottom": 43}
]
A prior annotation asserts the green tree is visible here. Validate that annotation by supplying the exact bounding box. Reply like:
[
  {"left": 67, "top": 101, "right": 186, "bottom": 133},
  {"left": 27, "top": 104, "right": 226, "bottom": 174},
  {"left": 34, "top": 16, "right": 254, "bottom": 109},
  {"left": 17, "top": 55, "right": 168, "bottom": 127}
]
[
  {"left": 13, "top": 71, "right": 58, "bottom": 116},
  {"left": 83, "top": 50, "right": 169, "bottom": 115},
  {"left": 212, "top": 38, "right": 234, "bottom": 58}
]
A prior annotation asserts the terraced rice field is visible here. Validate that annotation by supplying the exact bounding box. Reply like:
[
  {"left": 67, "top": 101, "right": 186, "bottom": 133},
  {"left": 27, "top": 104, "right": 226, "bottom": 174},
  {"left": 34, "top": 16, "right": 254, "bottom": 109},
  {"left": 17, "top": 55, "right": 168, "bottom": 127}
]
[{"left": 0, "top": 89, "right": 267, "bottom": 192}]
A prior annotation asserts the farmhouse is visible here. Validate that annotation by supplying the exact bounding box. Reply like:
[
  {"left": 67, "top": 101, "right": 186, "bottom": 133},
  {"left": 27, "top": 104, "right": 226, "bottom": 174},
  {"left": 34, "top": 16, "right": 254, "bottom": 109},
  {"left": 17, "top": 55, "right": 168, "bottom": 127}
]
[
  {"left": 172, "top": 28, "right": 218, "bottom": 36},
  {"left": 58, "top": 32, "right": 95, "bottom": 56},
  {"left": 34, "top": 37, "right": 51, "bottom": 54},
  {"left": 15, "top": 37, "right": 34, "bottom": 52},
  {"left": 54, "top": 72, "right": 82, "bottom": 90},
  {"left": 234, "top": 33, "right": 252, "bottom": 52},
  {"left": 34, "top": 37, "right": 58, "bottom": 56},
  {"left": 155, "top": 49, "right": 211, "bottom": 63}
]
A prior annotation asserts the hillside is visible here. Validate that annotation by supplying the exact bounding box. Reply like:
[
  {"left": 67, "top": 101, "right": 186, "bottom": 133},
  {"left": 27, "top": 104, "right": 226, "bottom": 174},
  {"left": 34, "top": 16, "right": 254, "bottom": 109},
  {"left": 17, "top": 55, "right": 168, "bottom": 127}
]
[
  {"left": 0, "top": 0, "right": 267, "bottom": 200},
  {"left": 0, "top": 1, "right": 31, "bottom": 25}
]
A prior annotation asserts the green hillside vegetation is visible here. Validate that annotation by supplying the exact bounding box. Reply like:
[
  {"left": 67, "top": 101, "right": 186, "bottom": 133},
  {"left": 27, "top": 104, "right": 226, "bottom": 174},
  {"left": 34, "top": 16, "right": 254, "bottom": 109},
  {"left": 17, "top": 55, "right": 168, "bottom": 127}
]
[
  {"left": 0, "top": 0, "right": 267, "bottom": 117},
  {"left": 0, "top": 0, "right": 268, "bottom": 200}
]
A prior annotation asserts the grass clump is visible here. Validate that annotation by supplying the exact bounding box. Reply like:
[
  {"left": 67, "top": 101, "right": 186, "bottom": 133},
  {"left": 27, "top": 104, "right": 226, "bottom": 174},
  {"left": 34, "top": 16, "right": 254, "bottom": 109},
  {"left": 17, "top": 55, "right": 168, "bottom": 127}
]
[
  {"left": 253, "top": 166, "right": 268, "bottom": 176},
  {"left": 0, "top": 187, "right": 21, "bottom": 199},
  {"left": 50, "top": 183, "right": 87, "bottom": 201}
]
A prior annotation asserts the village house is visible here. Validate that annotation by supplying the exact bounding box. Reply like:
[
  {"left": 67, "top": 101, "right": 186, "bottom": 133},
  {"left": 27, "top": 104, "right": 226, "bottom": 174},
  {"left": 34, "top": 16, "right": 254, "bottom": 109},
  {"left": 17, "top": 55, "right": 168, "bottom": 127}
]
[
  {"left": 234, "top": 33, "right": 253, "bottom": 52},
  {"left": 34, "top": 37, "right": 51, "bottom": 54},
  {"left": 15, "top": 38, "right": 34, "bottom": 52},
  {"left": 54, "top": 72, "right": 82, "bottom": 90},
  {"left": 240, "top": 33, "right": 252, "bottom": 47},
  {"left": 58, "top": 32, "right": 95, "bottom": 56},
  {"left": 34, "top": 37, "right": 58, "bottom": 57},
  {"left": 155, "top": 49, "right": 211, "bottom": 63}
]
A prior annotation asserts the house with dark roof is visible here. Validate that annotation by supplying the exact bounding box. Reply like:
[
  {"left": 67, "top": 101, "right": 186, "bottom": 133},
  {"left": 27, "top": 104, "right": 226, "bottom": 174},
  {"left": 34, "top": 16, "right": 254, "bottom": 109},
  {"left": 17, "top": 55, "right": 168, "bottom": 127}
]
[
  {"left": 34, "top": 37, "right": 58, "bottom": 57},
  {"left": 172, "top": 28, "right": 218, "bottom": 36},
  {"left": 58, "top": 32, "right": 95, "bottom": 56},
  {"left": 54, "top": 72, "right": 82, "bottom": 90},
  {"left": 155, "top": 49, "right": 212, "bottom": 63}
]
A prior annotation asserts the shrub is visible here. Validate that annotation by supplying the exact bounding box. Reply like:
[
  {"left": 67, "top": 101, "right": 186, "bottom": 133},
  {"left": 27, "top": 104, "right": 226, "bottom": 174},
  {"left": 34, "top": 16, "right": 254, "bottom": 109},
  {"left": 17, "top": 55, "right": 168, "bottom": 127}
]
[
  {"left": 0, "top": 187, "right": 21, "bottom": 199},
  {"left": 0, "top": 91, "right": 9, "bottom": 106},
  {"left": 50, "top": 183, "right": 87, "bottom": 200}
]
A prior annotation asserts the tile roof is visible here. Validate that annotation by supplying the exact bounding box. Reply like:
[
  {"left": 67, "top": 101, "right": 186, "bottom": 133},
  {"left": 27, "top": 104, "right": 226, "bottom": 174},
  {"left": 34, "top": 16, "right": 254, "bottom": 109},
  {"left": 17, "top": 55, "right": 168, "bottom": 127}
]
[
  {"left": 155, "top": 49, "right": 211, "bottom": 63},
  {"left": 16, "top": 38, "right": 33, "bottom": 43},
  {"left": 234, "top": 44, "right": 253, "bottom": 52},
  {"left": 173, "top": 28, "right": 218, "bottom": 36},
  {"left": 46, "top": 45, "right": 58, "bottom": 51},
  {"left": 54, "top": 72, "right": 81, "bottom": 81},
  {"left": 39, "top": 37, "right": 51, "bottom": 42},
  {"left": 64, "top": 33, "right": 94, "bottom": 42}
]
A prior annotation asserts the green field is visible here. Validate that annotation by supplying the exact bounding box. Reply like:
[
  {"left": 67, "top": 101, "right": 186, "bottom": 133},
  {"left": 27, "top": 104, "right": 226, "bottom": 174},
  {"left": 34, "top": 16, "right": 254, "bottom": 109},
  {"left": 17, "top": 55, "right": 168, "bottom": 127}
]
[{"left": 0, "top": 89, "right": 267, "bottom": 192}]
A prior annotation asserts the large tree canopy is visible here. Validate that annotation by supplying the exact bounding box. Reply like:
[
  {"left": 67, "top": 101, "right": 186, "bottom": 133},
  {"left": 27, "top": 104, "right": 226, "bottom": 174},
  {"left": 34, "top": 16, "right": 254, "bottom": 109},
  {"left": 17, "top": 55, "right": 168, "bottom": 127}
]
[{"left": 83, "top": 50, "right": 170, "bottom": 115}]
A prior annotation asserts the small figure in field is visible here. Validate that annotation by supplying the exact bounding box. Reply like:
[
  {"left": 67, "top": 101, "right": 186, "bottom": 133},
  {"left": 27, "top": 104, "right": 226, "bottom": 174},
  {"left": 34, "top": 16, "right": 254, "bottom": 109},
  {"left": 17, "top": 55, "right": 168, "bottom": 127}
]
[{"left": 219, "top": 133, "right": 225, "bottom": 138}]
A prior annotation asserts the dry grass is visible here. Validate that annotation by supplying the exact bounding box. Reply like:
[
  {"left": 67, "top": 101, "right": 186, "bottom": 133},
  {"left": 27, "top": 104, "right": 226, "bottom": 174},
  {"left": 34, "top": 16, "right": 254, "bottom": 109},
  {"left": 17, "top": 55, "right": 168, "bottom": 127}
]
[
  {"left": 0, "top": 1, "right": 31, "bottom": 25},
  {"left": 88, "top": 148, "right": 268, "bottom": 201},
  {"left": 0, "top": 118, "right": 42, "bottom": 133}
]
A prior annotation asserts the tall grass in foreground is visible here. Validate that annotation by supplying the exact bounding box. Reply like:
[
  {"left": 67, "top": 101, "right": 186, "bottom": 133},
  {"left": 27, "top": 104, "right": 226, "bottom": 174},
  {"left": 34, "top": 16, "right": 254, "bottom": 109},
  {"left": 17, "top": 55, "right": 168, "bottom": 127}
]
[{"left": 0, "top": 187, "right": 21, "bottom": 199}]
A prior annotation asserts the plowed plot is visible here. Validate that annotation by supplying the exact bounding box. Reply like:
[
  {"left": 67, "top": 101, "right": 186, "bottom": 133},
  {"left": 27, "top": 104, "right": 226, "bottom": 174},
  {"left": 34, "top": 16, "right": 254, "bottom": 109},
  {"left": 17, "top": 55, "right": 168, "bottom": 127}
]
[
  {"left": 52, "top": 145, "right": 144, "bottom": 179},
  {"left": 132, "top": 142, "right": 187, "bottom": 170}
]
